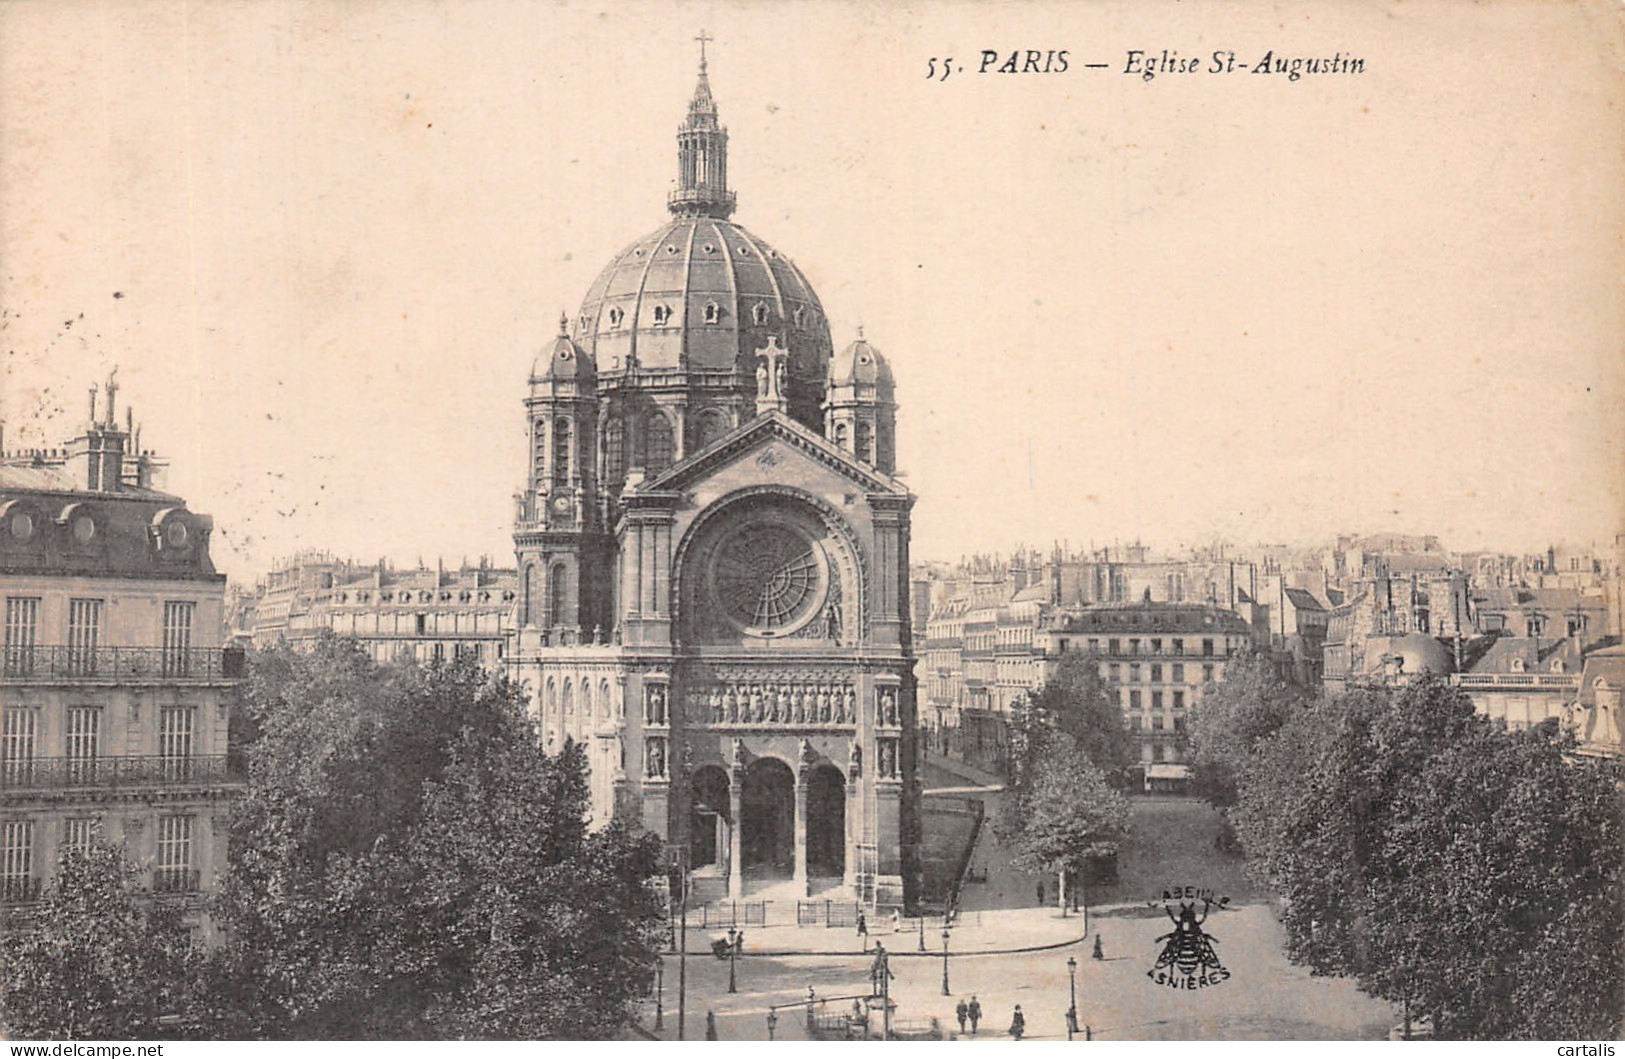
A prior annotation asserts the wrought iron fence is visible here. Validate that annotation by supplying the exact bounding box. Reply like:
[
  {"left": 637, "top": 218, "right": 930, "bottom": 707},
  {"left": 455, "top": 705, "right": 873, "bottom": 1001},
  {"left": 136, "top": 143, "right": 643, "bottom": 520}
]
[
  {"left": 0, "top": 876, "right": 42, "bottom": 905},
  {"left": 0, "top": 754, "right": 241, "bottom": 791},
  {"left": 151, "top": 868, "right": 202, "bottom": 895},
  {"left": 0, "top": 645, "right": 241, "bottom": 682}
]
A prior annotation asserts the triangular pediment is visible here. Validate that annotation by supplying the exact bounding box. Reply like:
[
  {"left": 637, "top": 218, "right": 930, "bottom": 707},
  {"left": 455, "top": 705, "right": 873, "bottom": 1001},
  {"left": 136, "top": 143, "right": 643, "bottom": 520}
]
[{"left": 638, "top": 411, "right": 908, "bottom": 497}]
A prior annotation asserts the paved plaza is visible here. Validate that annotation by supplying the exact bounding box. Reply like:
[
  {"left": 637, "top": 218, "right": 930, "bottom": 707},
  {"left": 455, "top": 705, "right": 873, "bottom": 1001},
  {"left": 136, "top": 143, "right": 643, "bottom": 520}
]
[{"left": 643, "top": 788, "right": 1395, "bottom": 1041}]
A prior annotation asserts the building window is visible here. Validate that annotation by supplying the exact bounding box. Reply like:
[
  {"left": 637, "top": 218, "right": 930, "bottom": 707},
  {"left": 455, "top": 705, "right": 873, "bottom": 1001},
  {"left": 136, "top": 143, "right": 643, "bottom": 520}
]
[
  {"left": 1152, "top": 691, "right": 1164, "bottom": 710},
  {"left": 608, "top": 306, "right": 624, "bottom": 328},
  {"left": 158, "top": 706, "right": 195, "bottom": 780},
  {"left": 563, "top": 681, "right": 574, "bottom": 716},
  {"left": 1130, "top": 664, "right": 1142, "bottom": 682},
  {"left": 67, "top": 599, "right": 102, "bottom": 674},
  {"left": 1108, "top": 638, "right": 1120, "bottom": 655},
  {"left": 553, "top": 419, "right": 572, "bottom": 484},
  {"left": 62, "top": 817, "right": 99, "bottom": 856},
  {"left": 3, "top": 598, "right": 39, "bottom": 676},
  {"left": 1130, "top": 715, "right": 1143, "bottom": 732},
  {"left": 1172, "top": 663, "right": 1185, "bottom": 683},
  {"left": 644, "top": 413, "right": 675, "bottom": 472},
  {"left": 1202, "top": 638, "right": 1215, "bottom": 657},
  {"left": 0, "top": 820, "right": 33, "bottom": 902},
  {"left": 833, "top": 423, "right": 849, "bottom": 450},
  {"left": 1129, "top": 638, "right": 1141, "bottom": 655},
  {"left": 1525, "top": 615, "right": 1546, "bottom": 638},
  {"left": 1129, "top": 689, "right": 1142, "bottom": 710},
  {"left": 1202, "top": 664, "right": 1215, "bottom": 683},
  {"left": 1172, "top": 690, "right": 1185, "bottom": 710},
  {"left": 652, "top": 304, "right": 673, "bottom": 327},
  {"left": 547, "top": 565, "right": 569, "bottom": 629},
  {"left": 1151, "top": 663, "right": 1163, "bottom": 682},
  {"left": 792, "top": 307, "right": 805, "bottom": 328},
  {"left": 415, "top": 613, "right": 427, "bottom": 636},
  {"left": 1, "top": 708, "right": 36, "bottom": 785},
  {"left": 65, "top": 707, "right": 99, "bottom": 784},
  {"left": 1151, "top": 638, "right": 1163, "bottom": 654},
  {"left": 752, "top": 304, "right": 768, "bottom": 326},
  {"left": 1088, "top": 638, "right": 1099, "bottom": 654},
  {"left": 1171, "top": 637, "right": 1185, "bottom": 656},
  {"left": 855, "top": 423, "right": 874, "bottom": 463},
  {"left": 704, "top": 302, "right": 720, "bottom": 324},
  {"left": 155, "top": 815, "right": 195, "bottom": 893},
  {"left": 162, "top": 602, "right": 194, "bottom": 676},
  {"left": 1174, "top": 715, "right": 1187, "bottom": 733}
]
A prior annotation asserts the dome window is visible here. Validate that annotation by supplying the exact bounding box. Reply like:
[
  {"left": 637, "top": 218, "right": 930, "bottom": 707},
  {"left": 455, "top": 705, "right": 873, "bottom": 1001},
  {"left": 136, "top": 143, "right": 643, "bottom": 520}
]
[
  {"left": 652, "top": 305, "right": 673, "bottom": 327},
  {"left": 703, "top": 243, "right": 717, "bottom": 254},
  {"left": 634, "top": 248, "right": 646, "bottom": 257},
  {"left": 738, "top": 244, "right": 752, "bottom": 256},
  {"left": 704, "top": 302, "right": 720, "bottom": 324},
  {"left": 792, "top": 307, "right": 805, "bottom": 329},
  {"left": 752, "top": 304, "right": 768, "bottom": 326},
  {"left": 608, "top": 307, "right": 625, "bottom": 328},
  {"left": 666, "top": 245, "right": 679, "bottom": 255}
]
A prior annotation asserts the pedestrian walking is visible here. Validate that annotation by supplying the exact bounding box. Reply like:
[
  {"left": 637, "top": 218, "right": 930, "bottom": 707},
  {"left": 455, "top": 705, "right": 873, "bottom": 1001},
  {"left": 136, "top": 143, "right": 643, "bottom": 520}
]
[
  {"left": 1008, "top": 1005, "right": 1025, "bottom": 1041},
  {"left": 856, "top": 910, "right": 869, "bottom": 950},
  {"left": 1036, "top": 879, "right": 1046, "bottom": 906},
  {"left": 1093, "top": 933, "right": 1104, "bottom": 960},
  {"left": 705, "top": 1010, "right": 718, "bottom": 1041},
  {"left": 967, "top": 995, "right": 982, "bottom": 1035},
  {"left": 955, "top": 998, "right": 969, "bottom": 1036}
]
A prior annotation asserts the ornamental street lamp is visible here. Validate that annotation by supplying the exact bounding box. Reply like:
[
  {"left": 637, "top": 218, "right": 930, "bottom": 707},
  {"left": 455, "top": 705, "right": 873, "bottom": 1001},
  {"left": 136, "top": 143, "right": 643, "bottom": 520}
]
[
  {"left": 941, "top": 929, "right": 952, "bottom": 996},
  {"left": 727, "top": 925, "right": 741, "bottom": 994},
  {"left": 1066, "top": 956, "right": 1078, "bottom": 1040},
  {"left": 655, "top": 958, "right": 665, "bottom": 1032}
]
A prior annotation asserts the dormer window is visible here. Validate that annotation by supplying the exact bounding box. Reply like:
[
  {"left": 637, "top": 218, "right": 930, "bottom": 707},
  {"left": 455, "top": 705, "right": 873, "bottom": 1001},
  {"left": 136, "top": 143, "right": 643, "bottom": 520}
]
[
  {"left": 792, "top": 307, "right": 805, "bottom": 328},
  {"left": 652, "top": 305, "right": 673, "bottom": 327},
  {"left": 752, "top": 304, "right": 768, "bottom": 326},
  {"left": 608, "top": 307, "right": 625, "bottom": 328},
  {"left": 704, "top": 302, "right": 720, "bottom": 325}
]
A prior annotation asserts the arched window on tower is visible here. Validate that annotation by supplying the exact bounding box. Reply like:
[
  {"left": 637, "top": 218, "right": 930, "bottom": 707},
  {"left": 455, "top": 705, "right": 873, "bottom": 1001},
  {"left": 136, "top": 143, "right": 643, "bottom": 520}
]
[
  {"left": 645, "top": 412, "right": 675, "bottom": 472},
  {"left": 833, "top": 422, "right": 849, "bottom": 451},
  {"left": 553, "top": 419, "right": 571, "bottom": 484},
  {"left": 523, "top": 564, "right": 539, "bottom": 626},
  {"left": 695, "top": 408, "right": 730, "bottom": 451},
  {"left": 563, "top": 680, "right": 574, "bottom": 716},
  {"left": 604, "top": 416, "right": 625, "bottom": 486},
  {"left": 855, "top": 422, "right": 874, "bottom": 464},
  {"left": 600, "top": 679, "right": 612, "bottom": 718},
  {"left": 549, "top": 563, "right": 568, "bottom": 628},
  {"left": 581, "top": 681, "right": 593, "bottom": 718},
  {"left": 546, "top": 678, "right": 557, "bottom": 718},
  {"left": 533, "top": 422, "right": 547, "bottom": 488}
]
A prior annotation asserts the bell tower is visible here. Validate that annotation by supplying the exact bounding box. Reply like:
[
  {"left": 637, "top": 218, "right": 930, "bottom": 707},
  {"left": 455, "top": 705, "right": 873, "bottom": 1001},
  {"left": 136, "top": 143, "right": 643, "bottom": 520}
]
[
  {"left": 515, "top": 316, "right": 610, "bottom": 640},
  {"left": 824, "top": 331, "right": 898, "bottom": 474}
]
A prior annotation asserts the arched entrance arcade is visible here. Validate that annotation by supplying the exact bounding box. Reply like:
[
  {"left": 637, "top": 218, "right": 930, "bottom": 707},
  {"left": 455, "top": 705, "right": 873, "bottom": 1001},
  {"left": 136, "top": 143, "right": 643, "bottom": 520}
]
[{"left": 741, "top": 757, "right": 795, "bottom": 880}]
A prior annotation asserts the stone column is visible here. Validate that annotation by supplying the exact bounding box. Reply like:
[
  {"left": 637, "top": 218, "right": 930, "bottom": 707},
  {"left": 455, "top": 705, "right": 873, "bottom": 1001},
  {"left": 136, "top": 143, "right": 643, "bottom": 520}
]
[
  {"left": 793, "top": 770, "right": 809, "bottom": 894},
  {"left": 728, "top": 768, "right": 744, "bottom": 900}
]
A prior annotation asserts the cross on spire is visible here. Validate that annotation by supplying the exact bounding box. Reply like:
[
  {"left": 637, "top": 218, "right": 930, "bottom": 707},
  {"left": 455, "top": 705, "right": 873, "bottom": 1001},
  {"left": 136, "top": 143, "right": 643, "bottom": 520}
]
[{"left": 695, "top": 28, "right": 713, "bottom": 69}]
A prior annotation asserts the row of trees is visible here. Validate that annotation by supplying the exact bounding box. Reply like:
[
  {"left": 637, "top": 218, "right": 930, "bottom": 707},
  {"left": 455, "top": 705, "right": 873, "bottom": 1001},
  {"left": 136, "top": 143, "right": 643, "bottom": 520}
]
[
  {"left": 997, "top": 653, "right": 1134, "bottom": 906},
  {"left": 1187, "top": 653, "right": 1624, "bottom": 1040},
  {"left": 1, "top": 636, "right": 666, "bottom": 1040}
]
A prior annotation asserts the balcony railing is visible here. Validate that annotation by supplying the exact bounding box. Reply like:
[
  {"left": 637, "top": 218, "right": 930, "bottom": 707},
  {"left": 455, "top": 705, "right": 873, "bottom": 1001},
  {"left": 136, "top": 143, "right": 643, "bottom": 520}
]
[
  {"left": 151, "top": 868, "right": 202, "bottom": 895},
  {"left": 0, "top": 877, "right": 42, "bottom": 905},
  {"left": 0, "top": 754, "right": 242, "bottom": 791},
  {"left": 0, "top": 645, "right": 243, "bottom": 683}
]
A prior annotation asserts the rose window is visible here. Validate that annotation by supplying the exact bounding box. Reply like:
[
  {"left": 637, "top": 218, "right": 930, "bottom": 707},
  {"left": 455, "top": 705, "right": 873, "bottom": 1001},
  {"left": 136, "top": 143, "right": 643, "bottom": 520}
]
[{"left": 709, "top": 522, "right": 827, "bottom": 633}]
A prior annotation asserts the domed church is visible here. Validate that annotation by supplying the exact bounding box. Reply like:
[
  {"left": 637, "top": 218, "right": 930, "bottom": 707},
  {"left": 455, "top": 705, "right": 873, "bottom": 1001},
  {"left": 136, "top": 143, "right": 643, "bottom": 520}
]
[{"left": 507, "top": 47, "right": 919, "bottom": 911}]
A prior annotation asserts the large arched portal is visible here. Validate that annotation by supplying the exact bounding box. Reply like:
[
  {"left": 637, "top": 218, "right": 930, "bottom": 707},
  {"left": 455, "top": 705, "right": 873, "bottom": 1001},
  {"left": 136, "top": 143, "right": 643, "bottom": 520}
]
[
  {"left": 689, "top": 765, "right": 732, "bottom": 873},
  {"left": 741, "top": 757, "right": 795, "bottom": 878},
  {"left": 806, "top": 764, "right": 846, "bottom": 879}
]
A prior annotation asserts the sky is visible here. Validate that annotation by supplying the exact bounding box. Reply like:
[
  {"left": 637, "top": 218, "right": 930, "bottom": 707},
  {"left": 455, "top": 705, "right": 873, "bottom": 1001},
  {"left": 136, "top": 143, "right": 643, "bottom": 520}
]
[{"left": 2, "top": 0, "right": 1621, "bottom": 583}]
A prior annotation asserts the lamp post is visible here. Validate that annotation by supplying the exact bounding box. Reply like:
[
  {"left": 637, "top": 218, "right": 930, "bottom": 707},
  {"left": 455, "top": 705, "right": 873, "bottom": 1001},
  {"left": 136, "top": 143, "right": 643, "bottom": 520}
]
[
  {"left": 727, "top": 925, "right": 740, "bottom": 994},
  {"left": 655, "top": 958, "right": 665, "bottom": 1031},
  {"left": 1066, "top": 955, "right": 1078, "bottom": 1040},
  {"left": 941, "top": 929, "right": 952, "bottom": 996},
  {"left": 918, "top": 914, "right": 926, "bottom": 952}
]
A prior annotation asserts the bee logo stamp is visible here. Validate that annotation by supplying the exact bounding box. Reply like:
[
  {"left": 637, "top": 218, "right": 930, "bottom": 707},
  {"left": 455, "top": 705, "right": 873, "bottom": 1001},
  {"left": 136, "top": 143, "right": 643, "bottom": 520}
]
[{"left": 1147, "top": 887, "right": 1232, "bottom": 990}]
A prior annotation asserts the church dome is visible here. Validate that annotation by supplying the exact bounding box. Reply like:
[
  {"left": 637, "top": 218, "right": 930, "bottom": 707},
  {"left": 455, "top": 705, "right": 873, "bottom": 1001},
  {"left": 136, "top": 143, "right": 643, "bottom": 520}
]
[
  {"left": 531, "top": 317, "right": 595, "bottom": 384},
  {"left": 570, "top": 216, "right": 832, "bottom": 377},
  {"left": 1375, "top": 632, "right": 1455, "bottom": 678},
  {"left": 830, "top": 335, "right": 894, "bottom": 390}
]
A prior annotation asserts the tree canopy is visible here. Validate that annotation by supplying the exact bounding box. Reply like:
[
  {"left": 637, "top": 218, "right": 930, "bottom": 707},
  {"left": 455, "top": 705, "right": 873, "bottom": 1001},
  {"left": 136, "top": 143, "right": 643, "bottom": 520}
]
[
  {"left": 207, "top": 636, "right": 666, "bottom": 1039},
  {"left": 0, "top": 843, "right": 200, "bottom": 1040},
  {"left": 1232, "top": 677, "right": 1624, "bottom": 1040},
  {"left": 1183, "top": 648, "right": 1307, "bottom": 809}
]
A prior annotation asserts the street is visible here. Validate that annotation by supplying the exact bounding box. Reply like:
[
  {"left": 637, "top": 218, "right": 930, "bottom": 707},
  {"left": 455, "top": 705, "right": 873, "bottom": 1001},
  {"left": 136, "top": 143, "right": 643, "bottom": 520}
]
[{"left": 645, "top": 794, "right": 1393, "bottom": 1040}]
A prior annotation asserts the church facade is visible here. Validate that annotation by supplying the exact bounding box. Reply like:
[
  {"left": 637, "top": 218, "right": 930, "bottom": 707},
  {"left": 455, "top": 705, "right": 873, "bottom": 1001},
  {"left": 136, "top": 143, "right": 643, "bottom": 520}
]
[{"left": 505, "top": 53, "right": 920, "bottom": 910}]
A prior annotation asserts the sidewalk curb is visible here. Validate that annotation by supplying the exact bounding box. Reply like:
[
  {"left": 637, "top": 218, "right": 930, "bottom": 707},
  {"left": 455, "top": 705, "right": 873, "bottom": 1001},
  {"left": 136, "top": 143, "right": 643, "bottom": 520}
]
[{"left": 667, "top": 933, "right": 1089, "bottom": 960}]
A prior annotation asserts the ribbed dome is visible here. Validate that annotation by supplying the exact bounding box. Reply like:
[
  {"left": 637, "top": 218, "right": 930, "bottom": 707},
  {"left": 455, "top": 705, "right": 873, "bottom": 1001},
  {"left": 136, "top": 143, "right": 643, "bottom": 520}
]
[
  {"left": 831, "top": 336, "right": 894, "bottom": 390},
  {"left": 570, "top": 216, "right": 832, "bottom": 378},
  {"left": 532, "top": 317, "right": 595, "bottom": 384}
]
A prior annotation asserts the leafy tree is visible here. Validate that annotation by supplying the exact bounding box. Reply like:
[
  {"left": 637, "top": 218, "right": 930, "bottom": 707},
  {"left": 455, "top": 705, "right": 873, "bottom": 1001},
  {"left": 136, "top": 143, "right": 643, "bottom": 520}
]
[
  {"left": 1234, "top": 677, "right": 1624, "bottom": 1039},
  {"left": 208, "top": 635, "right": 664, "bottom": 1038},
  {"left": 0, "top": 843, "right": 200, "bottom": 1039},
  {"left": 1009, "top": 651, "right": 1134, "bottom": 795},
  {"left": 1184, "top": 649, "right": 1307, "bottom": 810},
  {"left": 1002, "top": 741, "right": 1129, "bottom": 904}
]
